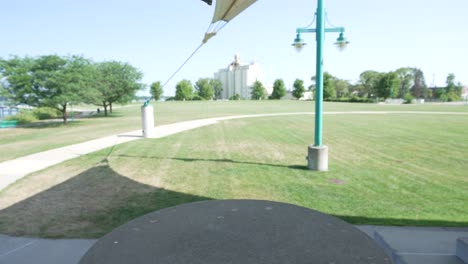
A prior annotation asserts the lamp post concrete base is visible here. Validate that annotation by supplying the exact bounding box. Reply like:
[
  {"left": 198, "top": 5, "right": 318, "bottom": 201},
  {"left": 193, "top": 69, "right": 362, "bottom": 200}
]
[{"left": 307, "top": 145, "right": 328, "bottom": 171}]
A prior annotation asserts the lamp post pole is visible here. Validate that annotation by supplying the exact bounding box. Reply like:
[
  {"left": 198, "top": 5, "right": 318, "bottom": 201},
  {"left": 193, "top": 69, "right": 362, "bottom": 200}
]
[
  {"left": 292, "top": 0, "right": 348, "bottom": 171},
  {"left": 315, "top": 0, "right": 325, "bottom": 147}
]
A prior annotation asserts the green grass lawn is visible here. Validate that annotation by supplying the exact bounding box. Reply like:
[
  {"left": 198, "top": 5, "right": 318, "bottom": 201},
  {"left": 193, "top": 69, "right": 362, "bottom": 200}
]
[
  {"left": 0, "top": 107, "right": 467, "bottom": 238},
  {"left": 0, "top": 101, "right": 467, "bottom": 162}
]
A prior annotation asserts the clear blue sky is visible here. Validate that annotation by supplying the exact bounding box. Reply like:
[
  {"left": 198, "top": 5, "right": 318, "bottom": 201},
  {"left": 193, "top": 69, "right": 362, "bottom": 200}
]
[{"left": 1, "top": 0, "right": 467, "bottom": 96}]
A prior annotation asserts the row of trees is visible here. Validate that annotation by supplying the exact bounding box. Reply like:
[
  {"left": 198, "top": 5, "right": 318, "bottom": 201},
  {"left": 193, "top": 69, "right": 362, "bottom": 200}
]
[
  {"left": 314, "top": 68, "right": 464, "bottom": 102},
  {"left": 150, "top": 66, "right": 463, "bottom": 103},
  {"left": 250, "top": 79, "right": 306, "bottom": 100},
  {"left": 0, "top": 55, "right": 143, "bottom": 123},
  {"left": 151, "top": 78, "right": 223, "bottom": 101},
  {"left": 162, "top": 78, "right": 307, "bottom": 101},
  {"left": 165, "top": 68, "right": 463, "bottom": 102}
]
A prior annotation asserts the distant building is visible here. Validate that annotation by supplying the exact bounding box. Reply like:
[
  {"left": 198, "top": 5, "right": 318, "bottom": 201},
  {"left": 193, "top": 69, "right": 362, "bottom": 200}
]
[
  {"left": 214, "top": 55, "right": 268, "bottom": 100},
  {"left": 463, "top": 85, "right": 468, "bottom": 100}
]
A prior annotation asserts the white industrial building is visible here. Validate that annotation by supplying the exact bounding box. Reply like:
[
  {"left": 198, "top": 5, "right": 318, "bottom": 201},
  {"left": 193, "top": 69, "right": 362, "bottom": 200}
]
[{"left": 214, "top": 55, "right": 268, "bottom": 100}]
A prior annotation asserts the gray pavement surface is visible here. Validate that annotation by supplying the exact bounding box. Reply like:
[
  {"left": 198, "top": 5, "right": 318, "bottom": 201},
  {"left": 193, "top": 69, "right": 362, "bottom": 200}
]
[
  {"left": 357, "top": 226, "right": 468, "bottom": 264},
  {"left": 1, "top": 225, "right": 467, "bottom": 264},
  {"left": 458, "top": 238, "right": 468, "bottom": 264},
  {"left": 0, "top": 235, "right": 95, "bottom": 264}
]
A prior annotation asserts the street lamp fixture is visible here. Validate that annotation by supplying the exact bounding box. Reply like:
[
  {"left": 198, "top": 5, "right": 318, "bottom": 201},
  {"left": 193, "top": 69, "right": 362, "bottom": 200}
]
[
  {"left": 292, "top": 0, "right": 348, "bottom": 171},
  {"left": 292, "top": 33, "right": 307, "bottom": 52},
  {"left": 334, "top": 32, "right": 350, "bottom": 51}
]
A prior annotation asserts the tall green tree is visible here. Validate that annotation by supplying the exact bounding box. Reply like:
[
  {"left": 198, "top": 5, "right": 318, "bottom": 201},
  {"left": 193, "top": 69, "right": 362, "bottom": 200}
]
[
  {"left": 334, "top": 79, "right": 350, "bottom": 98},
  {"left": 175, "top": 79, "right": 193, "bottom": 101},
  {"left": 0, "top": 55, "right": 93, "bottom": 123},
  {"left": 411, "top": 68, "right": 427, "bottom": 98},
  {"left": 150, "top": 81, "right": 163, "bottom": 101},
  {"left": 359, "top": 70, "right": 382, "bottom": 98},
  {"left": 395, "top": 67, "right": 414, "bottom": 98},
  {"left": 87, "top": 61, "right": 143, "bottom": 116},
  {"left": 0, "top": 56, "right": 36, "bottom": 106},
  {"left": 195, "top": 78, "right": 214, "bottom": 100},
  {"left": 292, "top": 78, "right": 305, "bottom": 99},
  {"left": 211, "top": 79, "right": 223, "bottom": 100},
  {"left": 376, "top": 72, "right": 400, "bottom": 99},
  {"left": 323, "top": 72, "right": 336, "bottom": 99},
  {"left": 269, "top": 79, "right": 286, "bottom": 99},
  {"left": 251, "top": 80, "right": 267, "bottom": 100},
  {"left": 445, "top": 73, "right": 462, "bottom": 101},
  {"left": 311, "top": 72, "right": 336, "bottom": 99}
]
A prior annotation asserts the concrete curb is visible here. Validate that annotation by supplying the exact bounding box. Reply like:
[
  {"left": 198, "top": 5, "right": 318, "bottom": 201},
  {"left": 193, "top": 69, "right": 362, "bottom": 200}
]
[{"left": 457, "top": 238, "right": 468, "bottom": 263}]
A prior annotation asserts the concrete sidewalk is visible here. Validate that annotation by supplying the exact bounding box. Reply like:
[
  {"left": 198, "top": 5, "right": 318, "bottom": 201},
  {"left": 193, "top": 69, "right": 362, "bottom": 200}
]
[
  {"left": 1, "top": 226, "right": 467, "bottom": 264},
  {"left": 357, "top": 226, "right": 468, "bottom": 264},
  {"left": 0, "top": 234, "right": 95, "bottom": 264}
]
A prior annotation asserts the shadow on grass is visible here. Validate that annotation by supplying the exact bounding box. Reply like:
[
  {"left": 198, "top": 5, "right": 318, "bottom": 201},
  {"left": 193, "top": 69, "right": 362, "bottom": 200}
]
[
  {"left": 113, "top": 154, "right": 310, "bottom": 171},
  {"left": 85, "top": 154, "right": 468, "bottom": 228},
  {"left": 333, "top": 215, "right": 468, "bottom": 228},
  {"left": 82, "top": 113, "right": 124, "bottom": 119},
  {"left": 0, "top": 163, "right": 211, "bottom": 238},
  {"left": 20, "top": 120, "right": 84, "bottom": 129}
]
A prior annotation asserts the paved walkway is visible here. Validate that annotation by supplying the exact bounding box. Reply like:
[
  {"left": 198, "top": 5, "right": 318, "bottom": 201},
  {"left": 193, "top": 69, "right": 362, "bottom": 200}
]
[
  {"left": 1, "top": 111, "right": 468, "bottom": 264},
  {"left": 1, "top": 226, "right": 467, "bottom": 264}
]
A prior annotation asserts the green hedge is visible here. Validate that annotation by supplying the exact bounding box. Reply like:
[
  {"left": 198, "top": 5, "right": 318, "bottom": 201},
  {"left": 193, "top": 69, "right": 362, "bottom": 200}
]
[
  {"left": 32, "top": 107, "right": 60, "bottom": 120},
  {"left": 325, "top": 97, "right": 376, "bottom": 103},
  {"left": 4, "top": 107, "right": 60, "bottom": 125},
  {"left": 5, "top": 110, "right": 38, "bottom": 124}
]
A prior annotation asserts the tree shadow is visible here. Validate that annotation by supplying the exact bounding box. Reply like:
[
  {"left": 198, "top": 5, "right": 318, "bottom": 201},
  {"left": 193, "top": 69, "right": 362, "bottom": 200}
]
[
  {"left": 0, "top": 163, "right": 211, "bottom": 238},
  {"left": 69, "top": 154, "right": 468, "bottom": 229}
]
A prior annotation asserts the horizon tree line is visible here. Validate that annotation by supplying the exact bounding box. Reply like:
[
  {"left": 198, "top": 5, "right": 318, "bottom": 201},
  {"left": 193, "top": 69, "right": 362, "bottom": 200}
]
[{"left": 158, "top": 67, "right": 463, "bottom": 102}]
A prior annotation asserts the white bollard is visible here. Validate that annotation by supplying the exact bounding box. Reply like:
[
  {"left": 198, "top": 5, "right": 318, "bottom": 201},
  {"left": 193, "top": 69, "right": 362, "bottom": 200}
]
[{"left": 141, "top": 105, "right": 154, "bottom": 138}]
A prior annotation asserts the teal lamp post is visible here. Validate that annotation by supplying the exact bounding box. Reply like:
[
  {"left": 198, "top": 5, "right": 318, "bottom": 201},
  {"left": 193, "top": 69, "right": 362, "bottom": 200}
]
[{"left": 292, "top": 0, "right": 349, "bottom": 171}]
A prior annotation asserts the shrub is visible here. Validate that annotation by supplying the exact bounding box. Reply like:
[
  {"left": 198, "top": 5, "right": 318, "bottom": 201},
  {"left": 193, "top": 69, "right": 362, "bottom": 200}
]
[
  {"left": 229, "top": 94, "right": 241, "bottom": 100},
  {"left": 5, "top": 110, "right": 38, "bottom": 124},
  {"left": 32, "top": 107, "right": 60, "bottom": 120},
  {"left": 403, "top": 94, "right": 414, "bottom": 104},
  {"left": 191, "top": 95, "right": 205, "bottom": 101},
  {"left": 325, "top": 96, "right": 375, "bottom": 103},
  {"left": 446, "top": 92, "right": 460, "bottom": 102},
  {"left": 439, "top": 94, "right": 448, "bottom": 102}
]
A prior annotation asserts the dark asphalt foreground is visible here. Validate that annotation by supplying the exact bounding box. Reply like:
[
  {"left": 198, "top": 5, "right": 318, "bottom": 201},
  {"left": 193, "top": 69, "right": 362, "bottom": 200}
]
[{"left": 80, "top": 200, "right": 391, "bottom": 264}]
